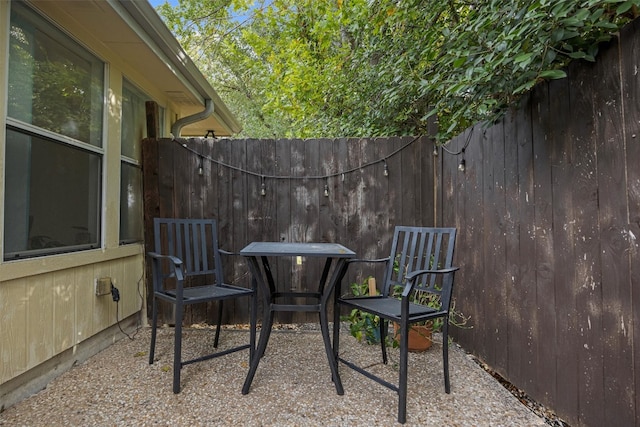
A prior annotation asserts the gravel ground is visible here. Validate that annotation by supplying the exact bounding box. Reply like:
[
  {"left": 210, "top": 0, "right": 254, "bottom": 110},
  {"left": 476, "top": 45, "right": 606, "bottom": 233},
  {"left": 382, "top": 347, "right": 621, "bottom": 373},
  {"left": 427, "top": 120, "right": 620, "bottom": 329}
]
[{"left": 0, "top": 324, "right": 547, "bottom": 426}]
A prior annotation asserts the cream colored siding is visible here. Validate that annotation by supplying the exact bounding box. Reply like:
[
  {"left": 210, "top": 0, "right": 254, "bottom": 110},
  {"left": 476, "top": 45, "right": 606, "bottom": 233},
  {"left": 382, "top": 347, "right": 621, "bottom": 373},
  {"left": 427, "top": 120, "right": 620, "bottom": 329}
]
[
  {"left": 0, "top": 256, "right": 142, "bottom": 384},
  {"left": 1, "top": 279, "right": 28, "bottom": 381}
]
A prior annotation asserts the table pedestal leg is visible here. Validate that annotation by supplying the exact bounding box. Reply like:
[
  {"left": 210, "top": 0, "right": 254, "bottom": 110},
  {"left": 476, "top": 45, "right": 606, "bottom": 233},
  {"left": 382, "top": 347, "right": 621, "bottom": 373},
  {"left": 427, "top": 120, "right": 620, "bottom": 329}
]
[
  {"left": 320, "top": 308, "right": 344, "bottom": 395},
  {"left": 242, "top": 306, "right": 274, "bottom": 394}
]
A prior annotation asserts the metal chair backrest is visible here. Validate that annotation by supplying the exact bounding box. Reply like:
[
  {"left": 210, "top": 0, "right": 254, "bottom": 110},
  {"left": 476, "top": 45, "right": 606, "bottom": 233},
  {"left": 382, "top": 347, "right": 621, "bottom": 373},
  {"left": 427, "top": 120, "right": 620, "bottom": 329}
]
[
  {"left": 381, "top": 226, "right": 457, "bottom": 300},
  {"left": 153, "top": 218, "right": 224, "bottom": 284}
]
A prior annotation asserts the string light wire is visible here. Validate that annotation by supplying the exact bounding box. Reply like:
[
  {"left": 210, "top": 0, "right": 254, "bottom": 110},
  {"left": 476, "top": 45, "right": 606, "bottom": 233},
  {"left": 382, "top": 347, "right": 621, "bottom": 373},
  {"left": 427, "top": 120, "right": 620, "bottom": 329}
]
[
  {"left": 175, "top": 136, "right": 421, "bottom": 181},
  {"left": 439, "top": 125, "right": 475, "bottom": 156}
]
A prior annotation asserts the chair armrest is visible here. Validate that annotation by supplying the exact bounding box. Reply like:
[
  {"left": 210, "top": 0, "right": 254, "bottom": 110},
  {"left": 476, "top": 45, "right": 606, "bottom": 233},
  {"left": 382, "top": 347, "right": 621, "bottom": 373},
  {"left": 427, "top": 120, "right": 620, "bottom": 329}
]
[
  {"left": 219, "top": 248, "right": 236, "bottom": 256},
  {"left": 147, "top": 251, "right": 183, "bottom": 267},
  {"left": 147, "top": 251, "right": 185, "bottom": 282},
  {"left": 405, "top": 267, "right": 459, "bottom": 281},
  {"left": 400, "top": 267, "right": 459, "bottom": 297}
]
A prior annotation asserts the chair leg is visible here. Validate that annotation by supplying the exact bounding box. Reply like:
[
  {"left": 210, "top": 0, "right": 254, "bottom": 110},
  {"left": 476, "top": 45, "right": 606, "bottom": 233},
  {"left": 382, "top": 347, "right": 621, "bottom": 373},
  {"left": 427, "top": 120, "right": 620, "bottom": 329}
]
[
  {"left": 443, "top": 320, "right": 451, "bottom": 393},
  {"left": 332, "top": 298, "right": 341, "bottom": 372},
  {"left": 149, "top": 295, "right": 158, "bottom": 365},
  {"left": 380, "top": 319, "right": 388, "bottom": 365},
  {"left": 249, "top": 291, "right": 257, "bottom": 363},
  {"left": 214, "top": 300, "right": 224, "bottom": 348},
  {"left": 173, "top": 302, "right": 184, "bottom": 394},
  {"left": 397, "top": 321, "right": 409, "bottom": 424}
]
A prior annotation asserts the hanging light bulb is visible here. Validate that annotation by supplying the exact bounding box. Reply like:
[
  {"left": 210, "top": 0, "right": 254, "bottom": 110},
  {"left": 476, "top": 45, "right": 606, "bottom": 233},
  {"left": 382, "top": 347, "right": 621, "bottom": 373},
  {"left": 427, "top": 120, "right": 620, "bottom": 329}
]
[
  {"left": 260, "top": 177, "right": 266, "bottom": 196},
  {"left": 198, "top": 156, "right": 204, "bottom": 176},
  {"left": 324, "top": 182, "right": 329, "bottom": 197},
  {"left": 458, "top": 158, "right": 466, "bottom": 172},
  {"left": 383, "top": 159, "right": 389, "bottom": 177},
  {"left": 433, "top": 145, "right": 439, "bottom": 156}
]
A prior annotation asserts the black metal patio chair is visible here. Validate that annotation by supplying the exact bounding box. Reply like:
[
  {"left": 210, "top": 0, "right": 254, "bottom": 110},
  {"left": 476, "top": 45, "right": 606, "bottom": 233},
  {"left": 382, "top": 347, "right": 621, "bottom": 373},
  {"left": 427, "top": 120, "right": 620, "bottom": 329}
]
[
  {"left": 147, "top": 218, "right": 256, "bottom": 393},
  {"left": 334, "top": 226, "right": 458, "bottom": 424}
]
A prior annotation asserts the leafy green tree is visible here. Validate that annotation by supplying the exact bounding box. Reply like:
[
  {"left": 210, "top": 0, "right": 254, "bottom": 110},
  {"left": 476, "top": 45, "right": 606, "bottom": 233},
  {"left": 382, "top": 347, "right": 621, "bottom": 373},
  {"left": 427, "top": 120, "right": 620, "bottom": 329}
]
[{"left": 156, "top": 0, "right": 639, "bottom": 141}]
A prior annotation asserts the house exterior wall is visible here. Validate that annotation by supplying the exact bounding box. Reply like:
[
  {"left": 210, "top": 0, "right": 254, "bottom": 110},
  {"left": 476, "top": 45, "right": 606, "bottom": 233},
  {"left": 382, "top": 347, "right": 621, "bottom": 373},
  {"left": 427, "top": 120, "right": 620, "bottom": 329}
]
[
  {"left": 0, "top": 253, "right": 143, "bottom": 385},
  {"left": 0, "top": 0, "right": 189, "bottom": 403}
]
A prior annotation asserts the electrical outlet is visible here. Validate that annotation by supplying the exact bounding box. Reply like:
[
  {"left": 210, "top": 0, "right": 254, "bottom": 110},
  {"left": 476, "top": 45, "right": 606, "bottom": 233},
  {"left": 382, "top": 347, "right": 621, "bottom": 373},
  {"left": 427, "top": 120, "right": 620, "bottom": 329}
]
[{"left": 95, "top": 277, "right": 112, "bottom": 296}]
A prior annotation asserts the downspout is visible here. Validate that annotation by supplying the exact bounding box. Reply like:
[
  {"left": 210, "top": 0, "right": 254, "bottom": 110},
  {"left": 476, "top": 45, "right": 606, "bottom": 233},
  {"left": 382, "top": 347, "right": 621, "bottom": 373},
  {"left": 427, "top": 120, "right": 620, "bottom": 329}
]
[{"left": 171, "top": 98, "right": 214, "bottom": 138}]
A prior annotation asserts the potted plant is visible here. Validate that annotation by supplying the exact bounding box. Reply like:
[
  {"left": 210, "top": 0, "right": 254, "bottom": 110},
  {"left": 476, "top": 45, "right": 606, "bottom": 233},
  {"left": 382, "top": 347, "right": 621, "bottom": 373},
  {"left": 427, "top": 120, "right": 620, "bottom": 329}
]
[{"left": 389, "top": 286, "right": 470, "bottom": 352}]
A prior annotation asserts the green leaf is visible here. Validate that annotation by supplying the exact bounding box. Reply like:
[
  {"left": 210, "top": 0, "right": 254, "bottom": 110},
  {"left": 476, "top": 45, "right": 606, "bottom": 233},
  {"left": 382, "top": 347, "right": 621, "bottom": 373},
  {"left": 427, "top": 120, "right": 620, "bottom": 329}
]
[
  {"left": 574, "top": 8, "right": 591, "bottom": 21},
  {"left": 617, "top": 0, "right": 636, "bottom": 13},
  {"left": 514, "top": 53, "right": 534, "bottom": 64},
  {"left": 538, "top": 69, "right": 567, "bottom": 79},
  {"left": 568, "top": 51, "right": 588, "bottom": 59},
  {"left": 513, "top": 79, "right": 537, "bottom": 94},
  {"left": 453, "top": 57, "right": 467, "bottom": 68}
]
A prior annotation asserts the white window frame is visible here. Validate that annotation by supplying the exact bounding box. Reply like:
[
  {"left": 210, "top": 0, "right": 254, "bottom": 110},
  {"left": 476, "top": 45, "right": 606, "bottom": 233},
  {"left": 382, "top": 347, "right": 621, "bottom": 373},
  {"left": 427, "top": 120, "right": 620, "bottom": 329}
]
[{"left": 3, "top": 1, "right": 108, "bottom": 260}]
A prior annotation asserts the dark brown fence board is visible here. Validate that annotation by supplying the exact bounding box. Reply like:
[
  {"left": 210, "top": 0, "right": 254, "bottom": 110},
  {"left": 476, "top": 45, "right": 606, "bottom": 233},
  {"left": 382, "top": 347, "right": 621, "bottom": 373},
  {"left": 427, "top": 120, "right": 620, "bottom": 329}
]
[
  {"left": 594, "top": 37, "right": 635, "bottom": 426},
  {"left": 621, "top": 19, "right": 640, "bottom": 427},
  {"left": 436, "top": 138, "right": 452, "bottom": 230},
  {"left": 189, "top": 140, "right": 205, "bottom": 219},
  {"left": 359, "top": 137, "right": 375, "bottom": 235},
  {"left": 418, "top": 138, "right": 432, "bottom": 229},
  {"left": 548, "top": 76, "right": 579, "bottom": 422},
  {"left": 175, "top": 139, "right": 194, "bottom": 219},
  {"left": 490, "top": 120, "right": 509, "bottom": 374},
  {"left": 344, "top": 139, "right": 363, "bottom": 260},
  {"left": 480, "top": 125, "right": 496, "bottom": 367},
  {"left": 142, "top": 138, "right": 160, "bottom": 318},
  {"left": 371, "top": 137, "right": 390, "bottom": 282},
  {"left": 218, "top": 140, "right": 237, "bottom": 321},
  {"left": 157, "top": 140, "right": 177, "bottom": 324},
  {"left": 464, "top": 127, "right": 485, "bottom": 356},
  {"left": 384, "top": 137, "right": 399, "bottom": 231},
  {"left": 201, "top": 138, "right": 218, "bottom": 220},
  {"left": 331, "top": 138, "right": 352, "bottom": 287},
  {"left": 319, "top": 138, "right": 337, "bottom": 244},
  {"left": 157, "top": 140, "right": 175, "bottom": 219},
  {"left": 400, "top": 137, "right": 416, "bottom": 225},
  {"left": 569, "top": 58, "right": 605, "bottom": 427},
  {"left": 531, "top": 82, "right": 557, "bottom": 408},
  {"left": 215, "top": 139, "right": 232, "bottom": 241},
  {"left": 503, "top": 108, "right": 520, "bottom": 382},
  {"left": 275, "top": 139, "right": 294, "bottom": 323},
  {"left": 290, "top": 138, "right": 308, "bottom": 323},
  {"left": 289, "top": 139, "right": 311, "bottom": 322},
  {"left": 513, "top": 95, "right": 537, "bottom": 394},
  {"left": 451, "top": 129, "right": 470, "bottom": 350},
  {"left": 442, "top": 131, "right": 466, "bottom": 345}
]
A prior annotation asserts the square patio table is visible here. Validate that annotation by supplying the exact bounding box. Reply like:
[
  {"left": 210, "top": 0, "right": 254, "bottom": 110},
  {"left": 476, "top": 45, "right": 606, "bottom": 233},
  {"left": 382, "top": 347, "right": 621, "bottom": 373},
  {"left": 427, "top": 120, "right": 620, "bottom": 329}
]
[{"left": 240, "top": 242, "right": 355, "bottom": 395}]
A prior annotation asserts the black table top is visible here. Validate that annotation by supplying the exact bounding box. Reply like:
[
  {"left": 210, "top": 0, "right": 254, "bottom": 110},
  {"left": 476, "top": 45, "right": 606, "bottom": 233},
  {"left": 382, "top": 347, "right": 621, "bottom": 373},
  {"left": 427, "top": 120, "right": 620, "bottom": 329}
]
[{"left": 240, "top": 242, "right": 355, "bottom": 258}]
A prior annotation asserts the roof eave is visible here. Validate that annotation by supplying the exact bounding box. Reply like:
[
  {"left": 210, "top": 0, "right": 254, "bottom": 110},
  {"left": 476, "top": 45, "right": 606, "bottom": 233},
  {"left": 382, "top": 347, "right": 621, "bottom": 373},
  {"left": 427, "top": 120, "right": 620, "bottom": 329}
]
[{"left": 110, "top": 0, "right": 242, "bottom": 135}]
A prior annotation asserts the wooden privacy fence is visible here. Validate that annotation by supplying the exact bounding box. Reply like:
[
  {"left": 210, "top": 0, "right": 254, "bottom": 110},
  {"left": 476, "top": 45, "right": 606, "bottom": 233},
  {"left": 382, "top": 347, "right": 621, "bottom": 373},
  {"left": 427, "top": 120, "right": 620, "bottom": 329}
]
[
  {"left": 439, "top": 20, "right": 640, "bottom": 427},
  {"left": 142, "top": 135, "right": 436, "bottom": 326}
]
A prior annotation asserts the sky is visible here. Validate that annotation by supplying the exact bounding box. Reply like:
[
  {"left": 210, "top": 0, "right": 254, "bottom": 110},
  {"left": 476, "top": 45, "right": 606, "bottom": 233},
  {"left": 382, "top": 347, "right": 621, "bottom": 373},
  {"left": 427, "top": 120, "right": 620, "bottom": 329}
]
[{"left": 148, "top": 0, "right": 178, "bottom": 7}]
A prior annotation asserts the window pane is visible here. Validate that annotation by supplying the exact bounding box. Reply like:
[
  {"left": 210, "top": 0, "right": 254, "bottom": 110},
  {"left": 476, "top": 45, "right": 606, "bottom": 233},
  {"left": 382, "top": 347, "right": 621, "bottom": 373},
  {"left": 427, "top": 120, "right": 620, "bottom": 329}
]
[
  {"left": 120, "top": 163, "right": 143, "bottom": 244},
  {"left": 8, "top": 2, "right": 104, "bottom": 146},
  {"left": 4, "top": 128, "right": 101, "bottom": 259},
  {"left": 121, "top": 80, "right": 147, "bottom": 160}
]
